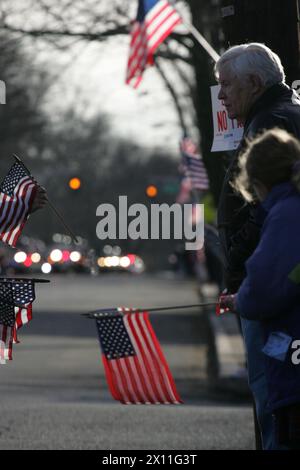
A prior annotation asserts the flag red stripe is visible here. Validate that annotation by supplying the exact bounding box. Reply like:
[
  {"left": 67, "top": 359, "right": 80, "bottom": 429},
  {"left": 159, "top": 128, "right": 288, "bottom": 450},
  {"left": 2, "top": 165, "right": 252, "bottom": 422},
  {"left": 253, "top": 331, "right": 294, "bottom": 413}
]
[
  {"left": 6, "top": 181, "right": 36, "bottom": 246},
  {"left": 9, "top": 181, "right": 36, "bottom": 244},
  {"left": 121, "top": 357, "right": 145, "bottom": 404},
  {"left": 0, "top": 193, "right": 10, "bottom": 225},
  {"left": 0, "top": 194, "right": 14, "bottom": 238},
  {"left": 110, "top": 359, "right": 129, "bottom": 404},
  {"left": 128, "top": 312, "right": 165, "bottom": 403},
  {"left": 135, "top": 313, "right": 174, "bottom": 403},
  {"left": 126, "top": 356, "right": 150, "bottom": 403},
  {"left": 128, "top": 313, "right": 167, "bottom": 403},
  {"left": 107, "top": 358, "right": 127, "bottom": 403},
  {"left": 123, "top": 312, "right": 157, "bottom": 403},
  {"left": 2, "top": 178, "right": 34, "bottom": 243},
  {"left": 126, "top": 313, "right": 162, "bottom": 403},
  {"left": 146, "top": 14, "right": 181, "bottom": 55},
  {"left": 143, "top": 313, "right": 182, "bottom": 403},
  {"left": 0, "top": 177, "right": 31, "bottom": 238},
  {"left": 115, "top": 358, "right": 136, "bottom": 404},
  {"left": 111, "top": 359, "right": 129, "bottom": 403},
  {"left": 102, "top": 354, "right": 122, "bottom": 402},
  {"left": 5, "top": 181, "right": 31, "bottom": 244},
  {"left": 124, "top": 314, "right": 158, "bottom": 403},
  {"left": 10, "top": 184, "right": 36, "bottom": 247},
  {"left": 126, "top": 28, "right": 149, "bottom": 81}
]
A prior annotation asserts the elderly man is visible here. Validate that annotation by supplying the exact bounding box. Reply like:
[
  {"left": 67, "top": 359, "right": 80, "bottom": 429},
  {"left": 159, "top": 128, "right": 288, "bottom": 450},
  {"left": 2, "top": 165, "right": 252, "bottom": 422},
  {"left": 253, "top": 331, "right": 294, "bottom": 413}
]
[{"left": 215, "top": 43, "right": 300, "bottom": 449}]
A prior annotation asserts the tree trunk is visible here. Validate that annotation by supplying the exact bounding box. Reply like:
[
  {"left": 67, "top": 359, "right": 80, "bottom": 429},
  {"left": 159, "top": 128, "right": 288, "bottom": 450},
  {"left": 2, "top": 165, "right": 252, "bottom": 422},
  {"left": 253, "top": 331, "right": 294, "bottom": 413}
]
[{"left": 188, "top": 0, "right": 227, "bottom": 205}]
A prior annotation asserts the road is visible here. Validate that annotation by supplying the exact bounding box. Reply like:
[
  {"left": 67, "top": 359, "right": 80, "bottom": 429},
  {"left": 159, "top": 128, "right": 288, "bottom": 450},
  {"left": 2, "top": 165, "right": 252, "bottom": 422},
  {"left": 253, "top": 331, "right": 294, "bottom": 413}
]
[{"left": 0, "top": 273, "right": 254, "bottom": 450}]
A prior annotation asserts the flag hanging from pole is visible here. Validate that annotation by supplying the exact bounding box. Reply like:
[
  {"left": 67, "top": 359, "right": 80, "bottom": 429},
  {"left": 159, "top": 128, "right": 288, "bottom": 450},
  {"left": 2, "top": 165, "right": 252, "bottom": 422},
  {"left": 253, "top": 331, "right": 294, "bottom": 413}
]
[
  {"left": 0, "top": 279, "right": 35, "bottom": 327},
  {"left": 126, "top": 0, "right": 182, "bottom": 88},
  {"left": 0, "top": 161, "right": 37, "bottom": 247},
  {"left": 180, "top": 137, "right": 209, "bottom": 191},
  {"left": 95, "top": 309, "right": 182, "bottom": 404},
  {"left": 0, "top": 305, "right": 33, "bottom": 362},
  {"left": 0, "top": 279, "right": 40, "bottom": 363}
]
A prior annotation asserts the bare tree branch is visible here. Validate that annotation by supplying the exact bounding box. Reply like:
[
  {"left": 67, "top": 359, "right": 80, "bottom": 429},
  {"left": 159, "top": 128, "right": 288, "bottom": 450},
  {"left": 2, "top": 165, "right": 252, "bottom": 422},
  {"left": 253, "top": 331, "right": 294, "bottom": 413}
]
[{"left": 0, "top": 22, "right": 130, "bottom": 40}]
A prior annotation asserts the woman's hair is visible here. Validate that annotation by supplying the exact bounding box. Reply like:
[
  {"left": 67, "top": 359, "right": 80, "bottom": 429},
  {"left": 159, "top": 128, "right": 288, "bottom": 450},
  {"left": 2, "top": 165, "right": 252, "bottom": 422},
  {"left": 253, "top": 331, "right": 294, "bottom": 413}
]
[
  {"left": 215, "top": 43, "right": 285, "bottom": 88},
  {"left": 233, "top": 128, "right": 300, "bottom": 202}
]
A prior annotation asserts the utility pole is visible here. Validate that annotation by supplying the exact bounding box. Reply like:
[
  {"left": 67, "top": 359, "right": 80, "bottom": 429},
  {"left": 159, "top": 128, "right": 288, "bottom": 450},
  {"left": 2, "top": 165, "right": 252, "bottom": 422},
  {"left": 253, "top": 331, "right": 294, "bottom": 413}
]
[{"left": 220, "top": 0, "right": 300, "bottom": 85}]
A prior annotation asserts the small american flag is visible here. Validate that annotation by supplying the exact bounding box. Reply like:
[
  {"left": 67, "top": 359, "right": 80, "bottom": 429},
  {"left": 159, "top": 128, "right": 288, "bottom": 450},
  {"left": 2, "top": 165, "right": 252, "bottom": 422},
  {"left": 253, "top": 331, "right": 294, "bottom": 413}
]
[
  {"left": 0, "top": 280, "right": 35, "bottom": 363},
  {"left": 0, "top": 280, "right": 35, "bottom": 326},
  {"left": 95, "top": 309, "right": 182, "bottom": 404},
  {"left": 0, "top": 161, "right": 37, "bottom": 247},
  {"left": 0, "top": 305, "right": 33, "bottom": 362},
  {"left": 126, "top": 0, "right": 182, "bottom": 88},
  {"left": 180, "top": 137, "right": 209, "bottom": 191}
]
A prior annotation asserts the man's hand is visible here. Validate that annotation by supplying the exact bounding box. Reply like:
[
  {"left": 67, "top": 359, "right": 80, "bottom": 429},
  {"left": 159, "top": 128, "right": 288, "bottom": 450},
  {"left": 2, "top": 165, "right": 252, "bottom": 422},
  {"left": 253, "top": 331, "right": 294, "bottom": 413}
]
[
  {"left": 31, "top": 186, "right": 48, "bottom": 213},
  {"left": 216, "top": 293, "right": 237, "bottom": 316}
]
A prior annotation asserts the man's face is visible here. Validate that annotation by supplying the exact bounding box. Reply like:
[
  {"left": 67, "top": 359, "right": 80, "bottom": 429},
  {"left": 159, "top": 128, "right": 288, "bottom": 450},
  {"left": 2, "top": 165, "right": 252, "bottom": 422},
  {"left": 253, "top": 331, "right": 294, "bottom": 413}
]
[{"left": 217, "top": 65, "right": 257, "bottom": 123}]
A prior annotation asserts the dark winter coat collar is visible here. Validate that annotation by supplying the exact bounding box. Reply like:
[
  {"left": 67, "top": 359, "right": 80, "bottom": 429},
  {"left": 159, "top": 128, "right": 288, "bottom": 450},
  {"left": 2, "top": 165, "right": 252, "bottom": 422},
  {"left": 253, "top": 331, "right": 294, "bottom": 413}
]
[
  {"left": 244, "top": 83, "right": 293, "bottom": 134},
  {"left": 262, "top": 181, "right": 297, "bottom": 212}
]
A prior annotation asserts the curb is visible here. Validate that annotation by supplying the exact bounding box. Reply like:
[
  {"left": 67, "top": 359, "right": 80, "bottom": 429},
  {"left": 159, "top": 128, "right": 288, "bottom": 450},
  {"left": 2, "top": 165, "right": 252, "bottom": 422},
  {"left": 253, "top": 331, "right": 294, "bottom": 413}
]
[{"left": 208, "top": 309, "right": 250, "bottom": 396}]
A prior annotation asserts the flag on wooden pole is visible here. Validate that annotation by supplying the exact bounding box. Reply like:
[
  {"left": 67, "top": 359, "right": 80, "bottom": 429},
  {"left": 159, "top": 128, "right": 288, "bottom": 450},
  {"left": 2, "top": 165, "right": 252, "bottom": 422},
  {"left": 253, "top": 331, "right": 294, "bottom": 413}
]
[
  {"left": 95, "top": 308, "right": 182, "bottom": 404},
  {"left": 180, "top": 137, "right": 209, "bottom": 191},
  {"left": 0, "top": 279, "right": 49, "bottom": 363},
  {"left": 126, "top": 0, "right": 182, "bottom": 88},
  {"left": 0, "top": 161, "right": 38, "bottom": 247}
]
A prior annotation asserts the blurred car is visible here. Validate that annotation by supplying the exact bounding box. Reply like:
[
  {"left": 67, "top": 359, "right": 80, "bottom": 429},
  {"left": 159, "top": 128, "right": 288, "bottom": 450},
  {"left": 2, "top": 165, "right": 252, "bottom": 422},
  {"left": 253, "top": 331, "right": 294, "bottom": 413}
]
[
  {"left": 6, "top": 234, "right": 93, "bottom": 275},
  {"left": 96, "top": 252, "right": 145, "bottom": 274}
]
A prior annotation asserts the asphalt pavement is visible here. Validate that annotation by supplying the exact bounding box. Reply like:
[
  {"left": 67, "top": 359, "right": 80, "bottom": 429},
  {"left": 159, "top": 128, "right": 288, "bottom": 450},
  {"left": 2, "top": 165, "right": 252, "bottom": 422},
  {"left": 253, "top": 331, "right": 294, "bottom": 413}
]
[{"left": 0, "top": 273, "right": 254, "bottom": 450}]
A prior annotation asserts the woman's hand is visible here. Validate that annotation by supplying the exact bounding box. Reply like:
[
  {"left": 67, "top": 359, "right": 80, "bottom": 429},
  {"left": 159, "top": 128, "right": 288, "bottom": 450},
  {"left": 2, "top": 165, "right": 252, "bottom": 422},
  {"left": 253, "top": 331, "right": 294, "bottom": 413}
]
[
  {"left": 216, "top": 293, "right": 237, "bottom": 316},
  {"left": 31, "top": 186, "right": 48, "bottom": 213}
]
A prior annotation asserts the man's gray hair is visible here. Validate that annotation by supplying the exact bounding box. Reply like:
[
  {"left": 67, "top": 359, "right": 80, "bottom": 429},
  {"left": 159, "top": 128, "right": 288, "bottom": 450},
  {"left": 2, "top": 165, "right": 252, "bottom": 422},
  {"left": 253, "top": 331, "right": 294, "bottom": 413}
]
[{"left": 215, "top": 43, "right": 285, "bottom": 87}]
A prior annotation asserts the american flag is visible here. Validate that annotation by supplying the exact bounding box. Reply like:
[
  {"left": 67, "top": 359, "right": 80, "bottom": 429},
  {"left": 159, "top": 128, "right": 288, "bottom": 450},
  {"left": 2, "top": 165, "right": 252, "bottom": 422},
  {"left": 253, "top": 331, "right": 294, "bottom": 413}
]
[
  {"left": 0, "top": 280, "right": 35, "bottom": 363},
  {"left": 0, "top": 161, "right": 37, "bottom": 247},
  {"left": 180, "top": 137, "right": 209, "bottom": 191},
  {"left": 0, "top": 305, "right": 32, "bottom": 362},
  {"left": 126, "top": 0, "right": 182, "bottom": 88},
  {"left": 95, "top": 309, "right": 182, "bottom": 404}
]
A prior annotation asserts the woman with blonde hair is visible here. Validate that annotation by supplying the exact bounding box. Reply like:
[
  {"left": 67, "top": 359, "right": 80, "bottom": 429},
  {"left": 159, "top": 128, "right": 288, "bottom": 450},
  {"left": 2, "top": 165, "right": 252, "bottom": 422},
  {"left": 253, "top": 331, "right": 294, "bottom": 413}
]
[{"left": 221, "top": 128, "right": 300, "bottom": 449}]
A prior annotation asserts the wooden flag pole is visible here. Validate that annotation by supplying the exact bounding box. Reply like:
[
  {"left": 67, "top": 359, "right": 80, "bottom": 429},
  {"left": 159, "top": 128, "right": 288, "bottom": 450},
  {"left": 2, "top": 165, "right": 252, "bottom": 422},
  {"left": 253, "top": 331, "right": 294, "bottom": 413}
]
[
  {"left": 0, "top": 278, "right": 50, "bottom": 283},
  {"left": 183, "top": 21, "right": 220, "bottom": 63},
  {"left": 13, "top": 154, "right": 79, "bottom": 244},
  {"left": 82, "top": 302, "right": 217, "bottom": 318},
  {"left": 169, "top": 2, "right": 220, "bottom": 63}
]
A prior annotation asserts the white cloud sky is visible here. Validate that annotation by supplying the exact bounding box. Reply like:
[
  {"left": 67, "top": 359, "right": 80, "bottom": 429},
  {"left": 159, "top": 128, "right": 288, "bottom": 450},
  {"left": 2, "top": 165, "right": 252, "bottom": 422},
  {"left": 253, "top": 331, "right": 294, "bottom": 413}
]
[{"left": 39, "top": 36, "right": 194, "bottom": 156}]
